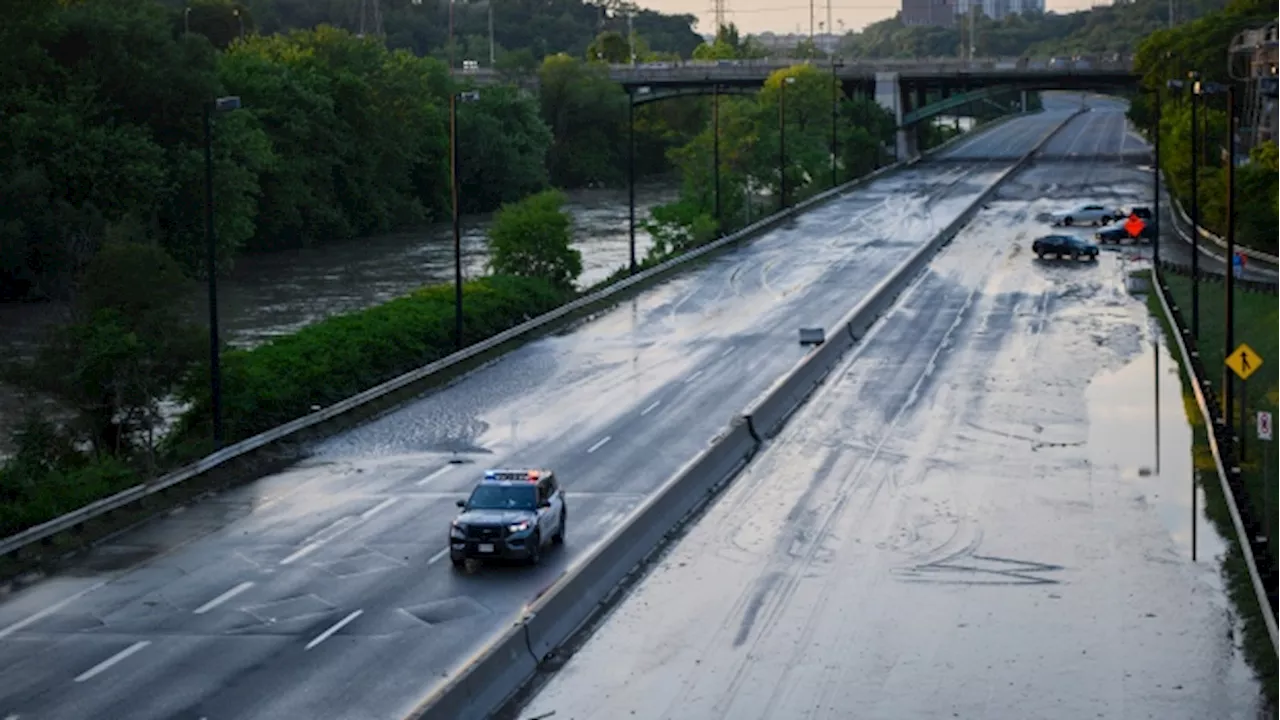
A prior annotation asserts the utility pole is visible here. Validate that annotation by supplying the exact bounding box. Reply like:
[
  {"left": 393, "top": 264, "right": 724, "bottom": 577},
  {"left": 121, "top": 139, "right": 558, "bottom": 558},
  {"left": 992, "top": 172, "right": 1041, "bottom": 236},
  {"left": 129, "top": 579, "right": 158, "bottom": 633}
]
[
  {"left": 627, "top": 9, "right": 636, "bottom": 65},
  {"left": 809, "top": 0, "right": 815, "bottom": 50},
  {"left": 712, "top": 0, "right": 727, "bottom": 37},
  {"left": 488, "top": 0, "right": 495, "bottom": 67},
  {"left": 713, "top": 85, "right": 721, "bottom": 235}
]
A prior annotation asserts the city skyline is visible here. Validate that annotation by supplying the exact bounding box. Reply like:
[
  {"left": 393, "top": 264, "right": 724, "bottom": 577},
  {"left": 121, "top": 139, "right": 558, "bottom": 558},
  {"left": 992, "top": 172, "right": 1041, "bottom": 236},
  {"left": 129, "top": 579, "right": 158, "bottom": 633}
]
[{"left": 638, "top": 0, "right": 1106, "bottom": 36}]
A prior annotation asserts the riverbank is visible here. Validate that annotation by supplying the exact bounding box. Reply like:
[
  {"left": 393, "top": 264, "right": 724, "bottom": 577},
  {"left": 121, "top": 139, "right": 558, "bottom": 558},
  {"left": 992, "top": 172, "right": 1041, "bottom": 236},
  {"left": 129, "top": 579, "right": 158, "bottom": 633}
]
[{"left": 1143, "top": 269, "right": 1278, "bottom": 709}]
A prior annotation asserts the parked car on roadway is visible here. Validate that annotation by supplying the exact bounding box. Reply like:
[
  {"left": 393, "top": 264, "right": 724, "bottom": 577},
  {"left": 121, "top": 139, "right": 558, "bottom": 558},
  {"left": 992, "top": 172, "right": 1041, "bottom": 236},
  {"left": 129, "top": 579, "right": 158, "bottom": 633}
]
[
  {"left": 1097, "top": 219, "right": 1157, "bottom": 244},
  {"left": 1050, "top": 203, "right": 1123, "bottom": 226},
  {"left": 1033, "top": 234, "right": 1100, "bottom": 261},
  {"left": 449, "top": 469, "right": 566, "bottom": 568}
]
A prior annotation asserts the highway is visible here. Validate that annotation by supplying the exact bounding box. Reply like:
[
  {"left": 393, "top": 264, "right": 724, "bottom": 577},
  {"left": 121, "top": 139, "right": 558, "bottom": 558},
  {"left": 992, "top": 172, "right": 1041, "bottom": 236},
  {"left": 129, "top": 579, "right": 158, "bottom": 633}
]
[
  {"left": 0, "top": 106, "right": 1074, "bottom": 719},
  {"left": 515, "top": 105, "right": 1266, "bottom": 720}
]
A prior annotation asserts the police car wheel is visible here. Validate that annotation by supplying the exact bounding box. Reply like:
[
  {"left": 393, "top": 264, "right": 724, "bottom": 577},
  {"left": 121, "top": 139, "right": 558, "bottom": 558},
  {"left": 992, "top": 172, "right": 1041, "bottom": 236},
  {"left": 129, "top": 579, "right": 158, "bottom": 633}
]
[
  {"left": 528, "top": 532, "right": 542, "bottom": 565},
  {"left": 450, "top": 556, "right": 466, "bottom": 571},
  {"left": 553, "top": 510, "right": 566, "bottom": 545}
]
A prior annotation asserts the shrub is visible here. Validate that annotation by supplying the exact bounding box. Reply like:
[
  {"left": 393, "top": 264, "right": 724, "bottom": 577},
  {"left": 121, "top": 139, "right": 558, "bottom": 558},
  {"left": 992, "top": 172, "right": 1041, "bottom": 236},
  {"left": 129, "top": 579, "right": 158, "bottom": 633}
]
[{"left": 176, "top": 275, "right": 569, "bottom": 445}]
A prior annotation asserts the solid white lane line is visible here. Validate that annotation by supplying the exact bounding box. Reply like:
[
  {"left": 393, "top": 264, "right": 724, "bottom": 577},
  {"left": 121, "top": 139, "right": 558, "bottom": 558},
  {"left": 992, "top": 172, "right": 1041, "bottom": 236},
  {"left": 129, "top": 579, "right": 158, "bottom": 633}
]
[
  {"left": 427, "top": 548, "right": 450, "bottom": 565},
  {"left": 719, "top": 347, "right": 737, "bottom": 358},
  {"left": 586, "top": 436, "right": 612, "bottom": 454},
  {"left": 415, "top": 465, "right": 453, "bottom": 487},
  {"left": 359, "top": 497, "right": 397, "bottom": 521},
  {"left": 305, "top": 610, "right": 363, "bottom": 651},
  {"left": 640, "top": 400, "right": 662, "bottom": 416},
  {"left": 684, "top": 370, "right": 704, "bottom": 384},
  {"left": 0, "top": 581, "right": 107, "bottom": 640},
  {"left": 279, "top": 542, "right": 322, "bottom": 566},
  {"left": 193, "top": 582, "right": 255, "bottom": 615},
  {"left": 74, "top": 641, "right": 150, "bottom": 683}
]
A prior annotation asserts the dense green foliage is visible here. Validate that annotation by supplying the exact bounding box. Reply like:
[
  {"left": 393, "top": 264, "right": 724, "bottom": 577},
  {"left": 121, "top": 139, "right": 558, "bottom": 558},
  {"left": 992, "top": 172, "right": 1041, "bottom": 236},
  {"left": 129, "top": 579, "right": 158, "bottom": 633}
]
[
  {"left": 644, "top": 64, "right": 897, "bottom": 257},
  {"left": 838, "top": 0, "right": 1227, "bottom": 59},
  {"left": 1127, "top": 0, "right": 1278, "bottom": 253},
  {"left": 488, "top": 191, "right": 583, "bottom": 292},
  {"left": 176, "top": 275, "right": 569, "bottom": 447}
]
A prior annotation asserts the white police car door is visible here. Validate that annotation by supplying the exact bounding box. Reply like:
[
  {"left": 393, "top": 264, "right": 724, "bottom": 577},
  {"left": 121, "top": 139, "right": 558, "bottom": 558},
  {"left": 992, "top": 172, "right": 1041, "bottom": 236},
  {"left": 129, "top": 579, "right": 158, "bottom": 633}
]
[{"left": 537, "top": 477, "right": 562, "bottom": 536}]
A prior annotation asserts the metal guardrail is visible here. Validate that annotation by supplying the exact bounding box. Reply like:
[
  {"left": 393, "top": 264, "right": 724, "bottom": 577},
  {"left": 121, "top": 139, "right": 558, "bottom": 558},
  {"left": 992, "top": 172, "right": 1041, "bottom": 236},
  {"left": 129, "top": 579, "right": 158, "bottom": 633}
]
[
  {"left": 460, "top": 56, "right": 1137, "bottom": 85},
  {"left": 0, "top": 108, "right": 1019, "bottom": 563},
  {"left": 1170, "top": 194, "right": 1279, "bottom": 268},
  {"left": 1150, "top": 268, "right": 1279, "bottom": 654}
]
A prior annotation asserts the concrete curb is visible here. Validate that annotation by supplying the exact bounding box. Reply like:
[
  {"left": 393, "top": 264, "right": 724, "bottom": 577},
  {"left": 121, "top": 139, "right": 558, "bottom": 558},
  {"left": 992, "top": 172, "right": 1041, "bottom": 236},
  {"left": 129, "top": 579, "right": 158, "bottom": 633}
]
[
  {"left": 403, "top": 108, "right": 1080, "bottom": 720},
  {"left": 1149, "top": 269, "right": 1278, "bottom": 655}
]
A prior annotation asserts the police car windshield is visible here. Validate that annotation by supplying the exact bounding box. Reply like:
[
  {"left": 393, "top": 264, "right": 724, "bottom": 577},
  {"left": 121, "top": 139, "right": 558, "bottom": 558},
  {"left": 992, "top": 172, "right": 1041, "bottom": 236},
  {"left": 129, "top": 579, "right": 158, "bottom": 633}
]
[{"left": 467, "top": 484, "right": 536, "bottom": 510}]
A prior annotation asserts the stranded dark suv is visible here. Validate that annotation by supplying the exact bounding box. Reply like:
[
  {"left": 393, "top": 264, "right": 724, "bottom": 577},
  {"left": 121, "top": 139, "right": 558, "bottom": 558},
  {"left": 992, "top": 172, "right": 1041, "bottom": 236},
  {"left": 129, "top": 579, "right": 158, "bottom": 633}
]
[{"left": 449, "top": 469, "right": 566, "bottom": 568}]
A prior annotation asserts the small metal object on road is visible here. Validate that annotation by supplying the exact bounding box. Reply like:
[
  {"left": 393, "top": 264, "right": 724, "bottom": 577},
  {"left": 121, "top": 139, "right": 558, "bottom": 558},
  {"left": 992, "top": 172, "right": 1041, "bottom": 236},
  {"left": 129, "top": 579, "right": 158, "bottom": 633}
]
[
  {"left": 1225, "top": 343, "right": 1262, "bottom": 381},
  {"left": 799, "top": 328, "right": 825, "bottom": 346},
  {"left": 1258, "top": 411, "right": 1273, "bottom": 441}
]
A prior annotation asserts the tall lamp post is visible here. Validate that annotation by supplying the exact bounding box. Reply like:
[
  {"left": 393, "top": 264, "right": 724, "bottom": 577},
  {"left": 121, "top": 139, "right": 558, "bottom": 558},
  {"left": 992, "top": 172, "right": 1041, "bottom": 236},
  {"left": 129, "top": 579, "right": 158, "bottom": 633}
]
[
  {"left": 779, "top": 75, "right": 796, "bottom": 211},
  {"left": 628, "top": 86, "right": 651, "bottom": 275},
  {"left": 830, "top": 57, "right": 843, "bottom": 188},
  {"left": 204, "top": 95, "right": 242, "bottom": 449},
  {"left": 1222, "top": 83, "right": 1237, "bottom": 428},
  {"left": 712, "top": 84, "right": 722, "bottom": 236},
  {"left": 450, "top": 90, "right": 481, "bottom": 350}
]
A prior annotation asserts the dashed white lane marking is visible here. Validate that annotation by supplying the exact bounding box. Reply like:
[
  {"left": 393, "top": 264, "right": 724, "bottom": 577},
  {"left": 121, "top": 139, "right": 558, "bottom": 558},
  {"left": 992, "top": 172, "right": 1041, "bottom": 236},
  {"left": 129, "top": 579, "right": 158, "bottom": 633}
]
[
  {"left": 359, "top": 497, "right": 397, "bottom": 521},
  {"left": 304, "top": 610, "right": 363, "bottom": 651},
  {"left": 640, "top": 400, "right": 662, "bottom": 416},
  {"left": 684, "top": 370, "right": 704, "bottom": 384},
  {"left": 0, "top": 581, "right": 107, "bottom": 640},
  {"left": 427, "top": 548, "right": 450, "bottom": 565},
  {"left": 193, "top": 582, "right": 255, "bottom": 615},
  {"left": 719, "top": 347, "right": 737, "bottom": 358},
  {"left": 415, "top": 465, "right": 454, "bottom": 487},
  {"left": 74, "top": 641, "right": 150, "bottom": 682},
  {"left": 279, "top": 542, "right": 323, "bottom": 566},
  {"left": 586, "top": 436, "right": 612, "bottom": 454}
]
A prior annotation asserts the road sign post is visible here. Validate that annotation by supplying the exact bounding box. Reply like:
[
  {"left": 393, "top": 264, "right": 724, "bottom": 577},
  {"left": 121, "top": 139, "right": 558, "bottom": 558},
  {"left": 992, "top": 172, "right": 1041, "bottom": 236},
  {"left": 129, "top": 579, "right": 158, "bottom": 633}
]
[
  {"left": 1260, "top": 411, "right": 1273, "bottom": 551},
  {"left": 1225, "top": 343, "right": 1263, "bottom": 462}
]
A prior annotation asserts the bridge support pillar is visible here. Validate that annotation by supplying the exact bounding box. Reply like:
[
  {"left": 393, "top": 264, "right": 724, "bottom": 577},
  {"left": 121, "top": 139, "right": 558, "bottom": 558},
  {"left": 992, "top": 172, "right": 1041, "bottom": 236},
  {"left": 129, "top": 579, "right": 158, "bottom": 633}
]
[
  {"left": 1021, "top": 90, "right": 1028, "bottom": 112},
  {"left": 875, "top": 71, "right": 917, "bottom": 162}
]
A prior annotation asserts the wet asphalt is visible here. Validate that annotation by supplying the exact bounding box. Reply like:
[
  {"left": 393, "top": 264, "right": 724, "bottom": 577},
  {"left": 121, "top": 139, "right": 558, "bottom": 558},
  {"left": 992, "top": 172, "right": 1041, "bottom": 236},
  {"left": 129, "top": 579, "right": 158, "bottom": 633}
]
[
  {"left": 0, "top": 100, "right": 1143, "bottom": 720},
  {"left": 516, "top": 104, "right": 1267, "bottom": 720}
]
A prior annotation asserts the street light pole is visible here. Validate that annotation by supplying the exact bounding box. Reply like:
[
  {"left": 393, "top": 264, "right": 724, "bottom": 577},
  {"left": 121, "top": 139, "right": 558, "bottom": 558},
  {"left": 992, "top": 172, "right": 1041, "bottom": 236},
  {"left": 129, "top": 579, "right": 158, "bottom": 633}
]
[
  {"left": 713, "top": 84, "right": 721, "bottom": 235},
  {"left": 1222, "top": 83, "right": 1237, "bottom": 425},
  {"left": 1152, "top": 87, "right": 1160, "bottom": 267},
  {"left": 450, "top": 92, "right": 463, "bottom": 350},
  {"left": 203, "top": 96, "right": 241, "bottom": 450},
  {"left": 1189, "top": 75, "right": 1201, "bottom": 337},
  {"left": 779, "top": 77, "right": 791, "bottom": 211},
  {"left": 830, "top": 59, "right": 840, "bottom": 188},
  {"left": 628, "top": 92, "right": 637, "bottom": 274}
]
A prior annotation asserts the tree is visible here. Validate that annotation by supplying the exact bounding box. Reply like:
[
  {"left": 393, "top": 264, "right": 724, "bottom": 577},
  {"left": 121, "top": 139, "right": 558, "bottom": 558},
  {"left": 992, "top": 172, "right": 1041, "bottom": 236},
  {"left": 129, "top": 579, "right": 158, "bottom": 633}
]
[
  {"left": 487, "top": 190, "right": 582, "bottom": 291},
  {"left": 19, "top": 240, "right": 203, "bottom": 463},
  {"left": 587, "top": 31, "right": 632, "bottom": 64},
  {"left": 538, "top": 54, "right": 628, "bottom": 187},
  {"left": 456, "top": 85, "right": 553, "bottom": 212}
]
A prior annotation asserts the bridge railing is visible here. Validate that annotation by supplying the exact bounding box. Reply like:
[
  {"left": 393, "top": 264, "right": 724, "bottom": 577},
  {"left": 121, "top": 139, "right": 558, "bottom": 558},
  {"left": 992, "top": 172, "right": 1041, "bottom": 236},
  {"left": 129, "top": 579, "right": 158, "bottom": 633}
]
[{"left": 456, "top": 56, "right": 1137, "bottom": 86}]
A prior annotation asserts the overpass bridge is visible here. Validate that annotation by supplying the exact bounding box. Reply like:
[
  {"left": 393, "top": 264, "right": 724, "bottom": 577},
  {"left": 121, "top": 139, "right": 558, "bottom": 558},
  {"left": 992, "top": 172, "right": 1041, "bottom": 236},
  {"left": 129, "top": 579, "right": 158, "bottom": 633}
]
[{"left": 463, "top": 56, "right": 1139, "bottom": 160}]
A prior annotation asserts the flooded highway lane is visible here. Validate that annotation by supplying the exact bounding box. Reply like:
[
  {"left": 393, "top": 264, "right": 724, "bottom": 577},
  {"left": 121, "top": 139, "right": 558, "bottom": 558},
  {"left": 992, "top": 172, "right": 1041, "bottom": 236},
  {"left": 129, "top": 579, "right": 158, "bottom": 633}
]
[
  {"left": 516, "top": 114, "right": 1266, "bottom": 720},
  {"left": 0, "top": 110, "right": 1080, "bottom": 720}
]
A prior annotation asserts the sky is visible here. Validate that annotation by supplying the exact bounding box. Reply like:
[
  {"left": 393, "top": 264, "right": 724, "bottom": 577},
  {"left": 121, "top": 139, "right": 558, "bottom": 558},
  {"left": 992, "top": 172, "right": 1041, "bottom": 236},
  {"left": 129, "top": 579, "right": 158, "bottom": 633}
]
[{"left": 638, "top": 0, "right": 1107, "bottom": 35}]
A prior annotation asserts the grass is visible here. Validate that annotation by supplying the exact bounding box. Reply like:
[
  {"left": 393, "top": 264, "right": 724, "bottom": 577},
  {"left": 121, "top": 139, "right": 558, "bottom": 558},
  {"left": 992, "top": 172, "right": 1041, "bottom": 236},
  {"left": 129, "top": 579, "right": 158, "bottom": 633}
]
[{"left": 1142, "top": 269, "right": 1278, "bottom": 711}]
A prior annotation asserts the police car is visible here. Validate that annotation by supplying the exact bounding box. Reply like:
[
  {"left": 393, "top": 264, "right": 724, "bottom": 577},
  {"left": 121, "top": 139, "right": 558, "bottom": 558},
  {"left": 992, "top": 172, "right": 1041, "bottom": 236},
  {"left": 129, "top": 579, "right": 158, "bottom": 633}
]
[{"left": 449, "top": 469, "right": 566, "bottom": 568}]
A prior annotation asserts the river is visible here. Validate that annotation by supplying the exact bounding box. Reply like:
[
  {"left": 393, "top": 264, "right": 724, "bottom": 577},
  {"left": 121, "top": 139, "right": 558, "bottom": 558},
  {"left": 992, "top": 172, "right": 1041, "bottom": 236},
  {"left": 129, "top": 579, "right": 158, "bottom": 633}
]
[{"left": 0, "top": 181, "right": 678, "bottom": 454}]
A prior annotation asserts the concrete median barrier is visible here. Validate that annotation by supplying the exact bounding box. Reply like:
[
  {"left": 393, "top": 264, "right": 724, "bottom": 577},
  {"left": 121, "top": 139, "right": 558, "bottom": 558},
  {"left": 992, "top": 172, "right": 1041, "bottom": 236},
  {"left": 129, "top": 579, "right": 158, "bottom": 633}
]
[
  {"left": 405, "top": 624, "right": 538, "bottom": 720},
  {"left": 404, "top": 108, "right": 1078, "bottom": 720},
  {"left": 522, "top": 418, "right": 758, "bottom": 661},
  {"left": 742, "top": 329, "right": 854, "bottom": 441}
]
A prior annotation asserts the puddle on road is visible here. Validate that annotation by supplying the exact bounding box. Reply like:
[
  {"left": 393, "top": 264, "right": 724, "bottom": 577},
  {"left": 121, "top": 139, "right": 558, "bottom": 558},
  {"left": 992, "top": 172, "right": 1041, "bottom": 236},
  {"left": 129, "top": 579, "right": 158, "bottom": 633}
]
[{"left": 1085, "top": 322, "right": 1231, "bottom": 569}]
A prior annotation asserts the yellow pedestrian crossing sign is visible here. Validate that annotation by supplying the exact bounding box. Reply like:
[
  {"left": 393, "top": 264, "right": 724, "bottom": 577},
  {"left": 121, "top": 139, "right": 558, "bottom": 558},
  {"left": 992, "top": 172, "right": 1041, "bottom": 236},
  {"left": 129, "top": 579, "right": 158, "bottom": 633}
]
[{"left": 1225, "top": 343, "right": 1263, "bottom": 381}]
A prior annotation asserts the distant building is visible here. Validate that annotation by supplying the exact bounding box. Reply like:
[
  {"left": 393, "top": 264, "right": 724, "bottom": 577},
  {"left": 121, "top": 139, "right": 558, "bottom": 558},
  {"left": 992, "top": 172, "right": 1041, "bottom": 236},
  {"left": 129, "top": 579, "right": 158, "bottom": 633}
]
[
  {"left": 902, "top": 0, "right": 955, "bottom": 27},
  {"left": 952, "top": 0, "right": 1042, "bottom": 21}
]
